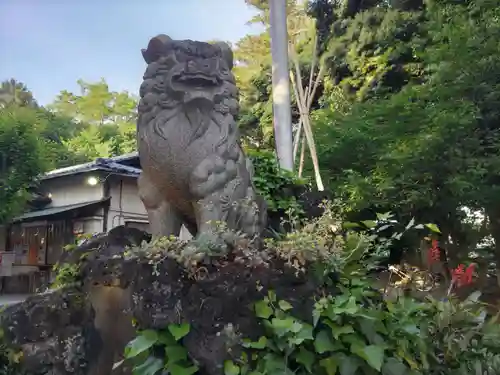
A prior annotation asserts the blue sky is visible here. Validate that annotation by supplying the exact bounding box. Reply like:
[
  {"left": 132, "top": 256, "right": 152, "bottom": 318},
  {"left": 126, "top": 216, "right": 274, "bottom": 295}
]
[{"left": 0, "top": 0, "right": 262, "bottom": 105}]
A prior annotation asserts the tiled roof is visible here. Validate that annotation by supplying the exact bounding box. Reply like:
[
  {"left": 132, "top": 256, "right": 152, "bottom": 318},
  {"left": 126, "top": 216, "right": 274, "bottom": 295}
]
[
  {"left": 42, "top": 153, "right": 141, "bottom": 180},
  {"left": 12, "top": 197, "right": 110, "bottom": 222}
]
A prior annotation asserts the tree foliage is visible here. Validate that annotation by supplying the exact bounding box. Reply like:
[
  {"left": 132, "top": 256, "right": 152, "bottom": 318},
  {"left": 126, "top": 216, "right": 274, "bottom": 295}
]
[
  {"left": 0, "top": 78, "right": 139, "bottom": 219},
  {"left": 49, "top": 79, "right": 138, "bottom": 160},
  {"left": 0, "top": 79, "right": 38, "bottom": 108},
  {"left": 313, "top": 0, "right": 500, "bottom": 266},
  {"left": 308, "top": 0, "right": 426, "bottom": 102},
  {"left": 0, "top": 105, "right": 47, "bottom": 223}
]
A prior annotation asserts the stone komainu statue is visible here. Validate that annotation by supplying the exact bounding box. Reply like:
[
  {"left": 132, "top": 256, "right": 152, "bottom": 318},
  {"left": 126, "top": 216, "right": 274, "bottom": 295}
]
[{"left": 137, "top": 35, "right": 267, "bottom": 239}]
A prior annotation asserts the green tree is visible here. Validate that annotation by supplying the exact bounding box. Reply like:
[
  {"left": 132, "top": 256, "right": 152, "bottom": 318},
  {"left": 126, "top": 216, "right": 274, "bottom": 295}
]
[
  {"left": 314, "top": 0, "right": 500, "bottom": 271},
  {"left": 0, "top": 79, "right": 38, "bottom": 108},
  {"left": 0, "top": 78, "right": 89, "bottom": 169},
  {"left": 63, "top": 125, "right": 111, "bottom": 161},
  {"left": 0, "top": 105, "right": 47, "bottom": 223},
  {"left": 108, "top": 123, "right": 137, "bottom": 156},
  {"left": 308, "top": 0, "right": 426, "bottom": 102},
  {"left": 49, "top": 79, "right": 137, "bottom": 126},
  {"left": 49, "top": 79, "right": 139, "bottom": 161},
  {"left": 33, "top": 108, "right": 88, "bottom": 169}
]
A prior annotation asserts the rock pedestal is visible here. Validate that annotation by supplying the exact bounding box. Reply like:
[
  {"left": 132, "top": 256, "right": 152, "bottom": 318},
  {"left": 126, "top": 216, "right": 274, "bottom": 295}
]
[{"left": 0, "top": 227, "right": 326, "bottom": 375}]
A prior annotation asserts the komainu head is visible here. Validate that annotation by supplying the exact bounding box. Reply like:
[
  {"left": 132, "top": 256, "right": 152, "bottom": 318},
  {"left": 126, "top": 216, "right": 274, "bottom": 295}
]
[{"left": 140, "top": 34, "right": 235, "bottom": 106}]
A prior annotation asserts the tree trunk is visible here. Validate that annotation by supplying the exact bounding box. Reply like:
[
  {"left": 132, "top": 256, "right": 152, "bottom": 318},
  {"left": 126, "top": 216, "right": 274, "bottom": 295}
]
[{"left": 269, "top": 0, "right": 294, "bottom": 171}]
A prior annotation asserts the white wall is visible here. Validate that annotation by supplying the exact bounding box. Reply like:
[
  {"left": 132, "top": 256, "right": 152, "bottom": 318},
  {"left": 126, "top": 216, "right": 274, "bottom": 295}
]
[
  {"left": 106, "top": 175, "right": 192, "bottom": 240},
  {"left": 41, "top": 173, "right": 192, "bottom": 239},
  {"left": 107, "top": 176, "right": 148, "bottom": 230},
  {"left": 180, "top": 226, "right": 193, "bottom": 241},
  {"left": 42, "top": 174, "right": 104, "bottom": 207},
  {"left": 83, "top": 217, "right": 104, "bottom": 234},
  {"left": 73, "top": 216, "right": 104, "bottom": 236},
  {"left": 41, "top": 173, "right": 148, "bottom": 233}
]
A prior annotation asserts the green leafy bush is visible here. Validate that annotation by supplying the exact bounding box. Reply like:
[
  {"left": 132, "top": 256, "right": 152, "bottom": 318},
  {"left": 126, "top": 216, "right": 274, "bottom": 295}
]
[
  {"left": 235, "top": 286, "right": 500, "bottom": 375},
  {"left": 51, "top": 263, "right": 80, "bottom": 289},
  {"left": 118, "top": 205, "right": 500, "bottom": 375},
  {"left": 247, "top": 149, "right": 306, "bottom": 213},
  {"left": 238, "top": 210, "right": 500, "bottom": 375},
  {"left": 114, "top": 323, "right": 197, "bottom": 375}
]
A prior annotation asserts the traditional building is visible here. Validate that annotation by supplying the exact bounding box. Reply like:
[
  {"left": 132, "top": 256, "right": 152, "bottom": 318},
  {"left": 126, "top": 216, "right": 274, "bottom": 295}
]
[{"left": 0, "top": 152, "right": 149, "bottom": 293}]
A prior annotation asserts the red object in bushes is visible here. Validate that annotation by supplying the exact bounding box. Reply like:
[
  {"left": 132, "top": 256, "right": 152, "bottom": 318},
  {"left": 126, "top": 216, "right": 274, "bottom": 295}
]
[
  {"left": 451, "top": 263, "right": 475, "bottom": 287},
  {"left": 427, "top": 239, "right": 441, "bottom": 264}
]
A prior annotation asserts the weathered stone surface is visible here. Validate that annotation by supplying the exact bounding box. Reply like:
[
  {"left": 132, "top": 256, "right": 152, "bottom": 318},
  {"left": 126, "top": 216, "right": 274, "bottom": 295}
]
[
  {"left": 1, "top": 288, "right": 100, "bottom": 375},
  {"left": 0, "top": 227, "right": 329, "bottom": 375},
  {"left": 128, "top": 258, "right": 320, "bottom": 375},
  {"left": 58, "top": 226, "right": 151, "bottom": 266},
  {"left": 136, "top": 35, "right": 267, "bottom": 239},
  {"left": 87, "top": 285, "right": 134, "bottom": 375}
]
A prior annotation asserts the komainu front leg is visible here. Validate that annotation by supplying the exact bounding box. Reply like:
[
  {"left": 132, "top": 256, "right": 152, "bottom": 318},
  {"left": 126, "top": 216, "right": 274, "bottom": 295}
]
[
  {"left": 184, "top": 195, "right": 230, "bottom": 256},
  {"left": 147, "top": 201, "right": 183, "bottom": 238},
  {"left": 138, "top": 173, "right": 183, "bottom": 237},
  {"left": 193, "top": 193, "right": 228, "bottom": 234}
]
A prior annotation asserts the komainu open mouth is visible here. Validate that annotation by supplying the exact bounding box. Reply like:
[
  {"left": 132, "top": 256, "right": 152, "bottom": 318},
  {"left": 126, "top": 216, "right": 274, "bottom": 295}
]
[{"left": 174, "top": 73, "right": 220, "bottom": 87}]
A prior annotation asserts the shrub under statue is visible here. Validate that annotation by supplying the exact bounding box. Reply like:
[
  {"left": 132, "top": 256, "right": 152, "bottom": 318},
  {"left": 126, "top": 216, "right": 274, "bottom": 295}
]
[{"left": 137, "top": 34, "right": 267, "bottom": 241}]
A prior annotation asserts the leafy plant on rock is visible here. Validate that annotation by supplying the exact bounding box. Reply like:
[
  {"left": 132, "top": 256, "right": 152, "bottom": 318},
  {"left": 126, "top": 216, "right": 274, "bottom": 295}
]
[
  {"left": 114, "top": 323, "right": 198, "bottom": 375},
  {"left": 248, "top": 149, "right": 307, "bottom": 214},
  {"left": 117, "top": 205, "right": 500, "bottom": 375},
  {"left": 232, "top": 288, "right": 420, "bottom": 375},
  {"left": 51, "top": 233, "right": 94, "bottom": 289},
  {"left": 51, "top": 263, "right": 80, "bottom": 289}
]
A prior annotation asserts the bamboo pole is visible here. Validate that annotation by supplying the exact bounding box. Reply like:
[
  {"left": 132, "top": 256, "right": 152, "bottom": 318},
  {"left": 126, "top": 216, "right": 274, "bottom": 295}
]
[
  {"left": 289, "top": 62, "right": 324, "bottom": 191},
  {"left": 293, "top": 120, "right": 303, "bottom": 162},
  {"left": 298, "top": 135, "right": 306, "bottom": 177}
]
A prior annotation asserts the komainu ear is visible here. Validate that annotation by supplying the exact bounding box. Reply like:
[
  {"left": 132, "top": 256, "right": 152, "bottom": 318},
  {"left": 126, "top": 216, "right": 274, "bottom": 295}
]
[
  {"left": 142, "top": 34, "right": 173, "bottom": 64},
  {"left": 213, "top": 42, "right": 234, "bottom": 69}
]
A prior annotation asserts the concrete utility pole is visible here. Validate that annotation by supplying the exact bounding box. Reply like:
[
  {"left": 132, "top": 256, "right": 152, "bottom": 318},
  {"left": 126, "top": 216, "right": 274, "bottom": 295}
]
[{"left": 269, "top": 0, "right": 294, "bottom": 171}]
